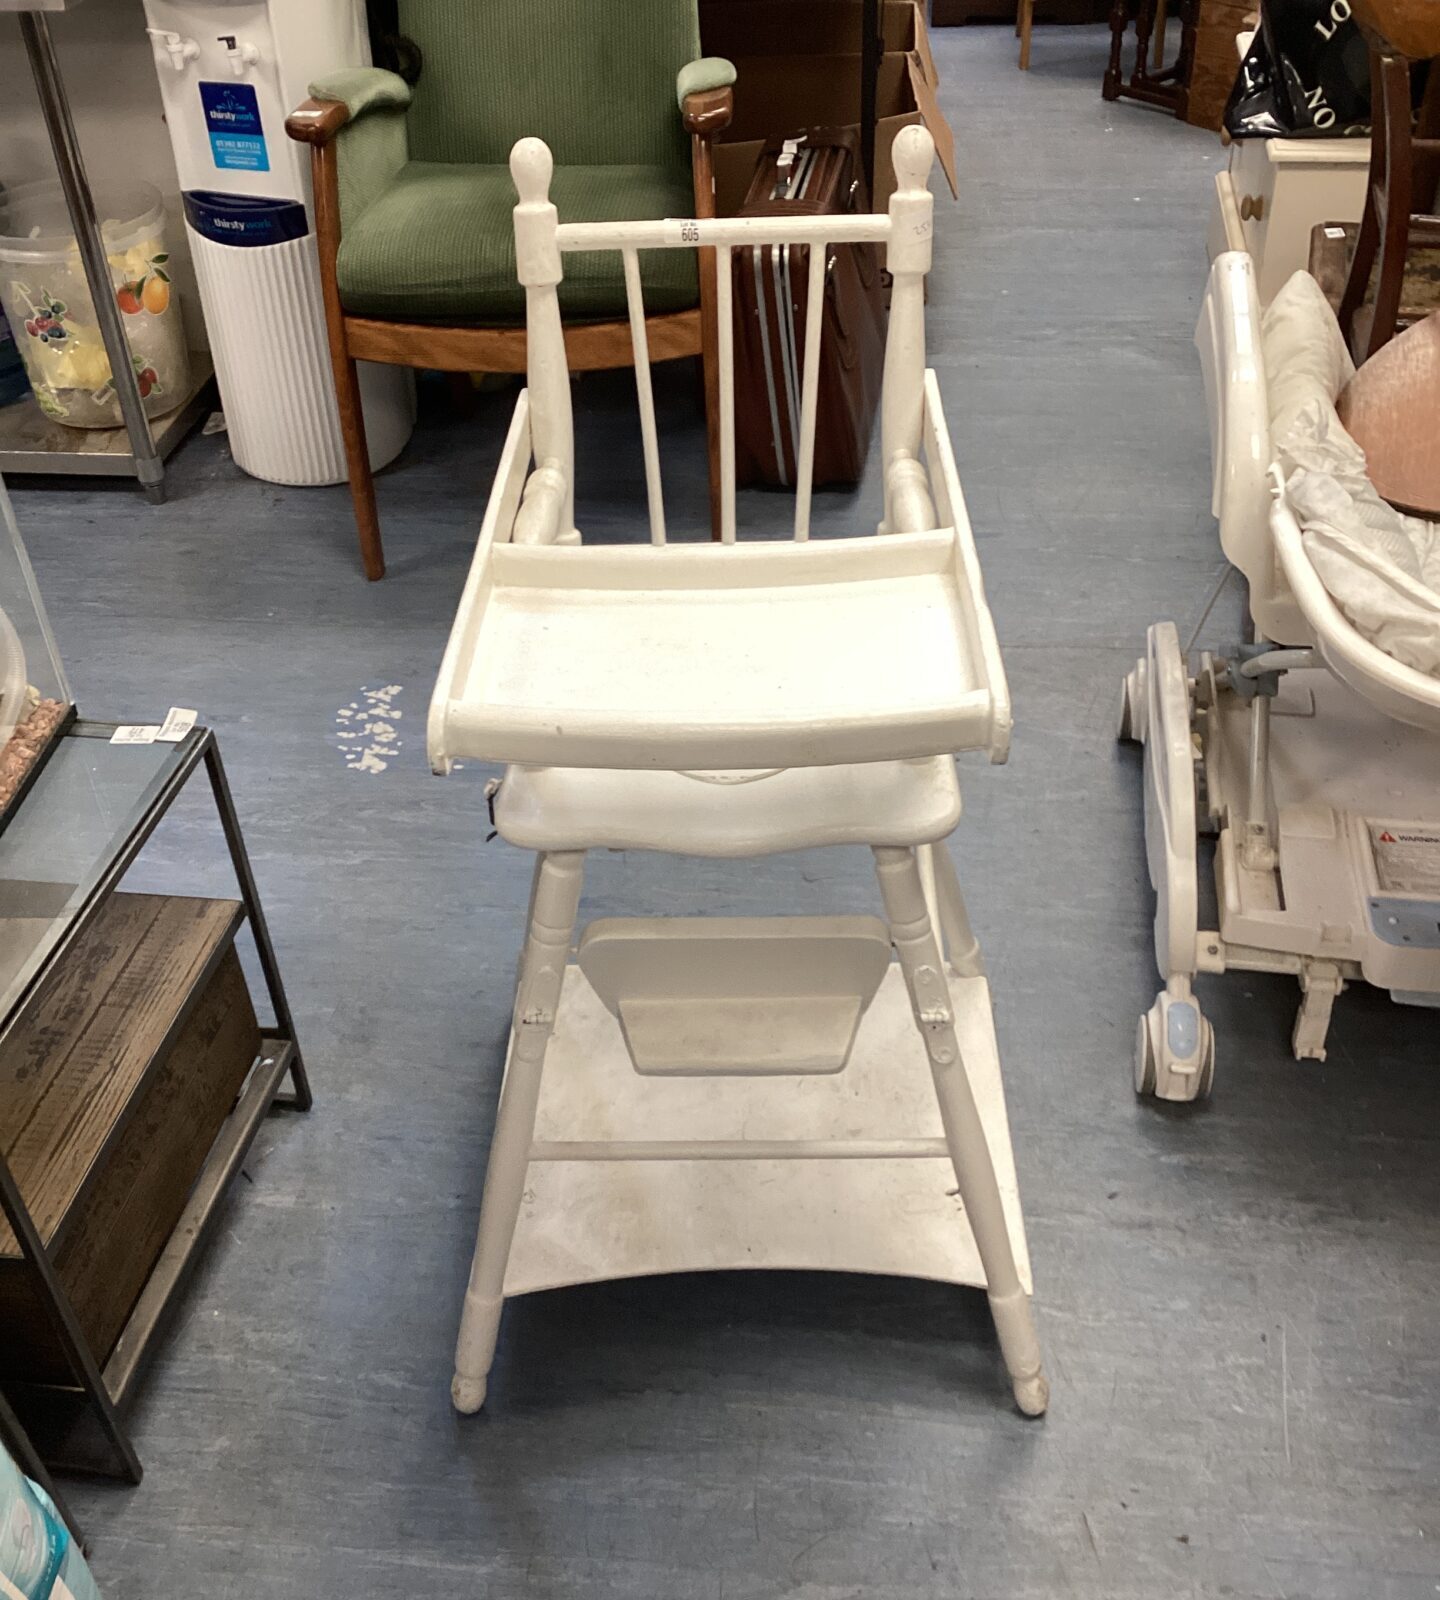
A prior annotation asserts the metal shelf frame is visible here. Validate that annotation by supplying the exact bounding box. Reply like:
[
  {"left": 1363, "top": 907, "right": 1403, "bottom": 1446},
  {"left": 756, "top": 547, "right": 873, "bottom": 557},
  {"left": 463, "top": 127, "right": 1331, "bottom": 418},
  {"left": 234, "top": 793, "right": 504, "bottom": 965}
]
[
  {"left": 4, "top": 8, "right": 208, "bottom": 498},
  {"left": 0, "top": 724, "right": 312, "bottom": 1486}
]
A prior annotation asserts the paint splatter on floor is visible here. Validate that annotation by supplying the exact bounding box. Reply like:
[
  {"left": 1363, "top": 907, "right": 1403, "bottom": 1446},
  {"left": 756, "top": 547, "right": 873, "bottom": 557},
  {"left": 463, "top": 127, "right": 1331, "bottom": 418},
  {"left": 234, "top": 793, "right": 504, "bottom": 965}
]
[{"left": 335, "top": 684, "right": 402, "bottom": 772}]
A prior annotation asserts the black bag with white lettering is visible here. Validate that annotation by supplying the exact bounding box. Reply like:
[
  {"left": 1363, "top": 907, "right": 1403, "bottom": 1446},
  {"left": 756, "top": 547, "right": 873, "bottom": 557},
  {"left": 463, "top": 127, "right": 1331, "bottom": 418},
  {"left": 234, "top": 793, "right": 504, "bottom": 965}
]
[{"left": 1224, "top": 0, "right": 1371, "bottom": 139}]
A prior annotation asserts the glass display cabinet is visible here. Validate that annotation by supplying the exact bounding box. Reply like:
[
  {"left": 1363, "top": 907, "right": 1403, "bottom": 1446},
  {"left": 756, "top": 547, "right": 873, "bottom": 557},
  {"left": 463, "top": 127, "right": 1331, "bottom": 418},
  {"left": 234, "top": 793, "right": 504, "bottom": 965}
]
[{"left": 0, "top": 473, "right": 310, "bottom": 1485}]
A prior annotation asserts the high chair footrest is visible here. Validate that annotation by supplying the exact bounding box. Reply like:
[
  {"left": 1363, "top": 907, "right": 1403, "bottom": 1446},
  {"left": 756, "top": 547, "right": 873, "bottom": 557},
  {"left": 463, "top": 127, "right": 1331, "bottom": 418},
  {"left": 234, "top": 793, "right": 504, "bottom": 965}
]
[
  {"left": 502, "top": 963, "right": 1034, "bottom": 1297},
  {"left": 577, "top": 915, "right": 892, "bottom": 1076}
]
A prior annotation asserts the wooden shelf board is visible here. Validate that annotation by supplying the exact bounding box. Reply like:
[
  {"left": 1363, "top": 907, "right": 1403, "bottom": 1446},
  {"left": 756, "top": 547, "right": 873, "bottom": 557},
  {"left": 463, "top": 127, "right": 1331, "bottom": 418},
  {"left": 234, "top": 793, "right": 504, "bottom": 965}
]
[{"left": 0, "top": 892, "right": 244, "bottom": 1256}]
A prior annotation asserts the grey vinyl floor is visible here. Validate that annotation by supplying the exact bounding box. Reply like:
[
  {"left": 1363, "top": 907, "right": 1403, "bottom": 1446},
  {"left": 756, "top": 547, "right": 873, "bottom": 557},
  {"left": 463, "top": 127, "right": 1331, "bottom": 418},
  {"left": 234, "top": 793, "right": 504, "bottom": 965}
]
[{"left": 12, "top": 22, "right": 1438, "bottom": 1600}]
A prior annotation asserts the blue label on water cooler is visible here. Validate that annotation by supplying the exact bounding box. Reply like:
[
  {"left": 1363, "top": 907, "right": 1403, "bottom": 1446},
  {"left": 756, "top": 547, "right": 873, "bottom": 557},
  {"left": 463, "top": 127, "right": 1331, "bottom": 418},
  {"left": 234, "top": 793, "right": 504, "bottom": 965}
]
[
  {"left": 199, "top": 81, "right": 269, "bottom": 172},
  {"left": 184, "top": 191, "right": 309, "bottom": 247}
]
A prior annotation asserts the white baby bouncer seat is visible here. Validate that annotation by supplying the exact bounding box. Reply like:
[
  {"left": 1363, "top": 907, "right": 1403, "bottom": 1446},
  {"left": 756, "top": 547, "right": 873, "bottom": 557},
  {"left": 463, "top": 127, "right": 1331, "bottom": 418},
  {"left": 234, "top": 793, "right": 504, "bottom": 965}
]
[
  {"left": 1119, "top": 250, "right": 1440, "bottom": 1100},
  {"left": 427, "top": 129, "right": 1049, "bottom": 1416}
]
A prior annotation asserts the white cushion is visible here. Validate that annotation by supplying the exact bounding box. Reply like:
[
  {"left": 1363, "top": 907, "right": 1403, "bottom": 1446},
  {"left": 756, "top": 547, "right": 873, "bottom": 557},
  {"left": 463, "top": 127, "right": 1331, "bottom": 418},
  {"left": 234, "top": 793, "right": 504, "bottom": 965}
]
[
  {"left": 1248, "top": 271, "right": 1440, "bottom": 679},
  {"left": 1283, "top": 403, "right": 1440, "bottom": 677},
  {"left": 1260, "top": 270, "right": 1355, "bottom": 443}
]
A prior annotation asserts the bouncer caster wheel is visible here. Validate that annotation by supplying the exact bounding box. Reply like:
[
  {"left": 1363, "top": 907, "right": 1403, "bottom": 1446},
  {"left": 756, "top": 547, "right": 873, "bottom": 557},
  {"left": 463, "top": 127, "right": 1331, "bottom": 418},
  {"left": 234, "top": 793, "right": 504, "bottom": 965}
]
[
  {"left": 1136, "top": 989, "right": 1214, "bottom": 1102},
  {"left": 1117, "top": 659, "right": 1148, "bottom": 744},
  {"left": 1012, "top": 1370, "right": 1050, "bottom": 1417},
  {"left": 1134, "top": 1012, "right": 1157, "bottom": 1096},
  {"left": 451, "top": 1375, "right": 488, "bottom": 1414}
]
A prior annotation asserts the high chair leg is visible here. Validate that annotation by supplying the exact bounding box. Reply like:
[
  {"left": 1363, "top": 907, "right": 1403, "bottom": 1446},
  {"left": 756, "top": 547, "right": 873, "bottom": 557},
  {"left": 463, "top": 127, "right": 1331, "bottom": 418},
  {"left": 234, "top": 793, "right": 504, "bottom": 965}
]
[
  {"left": 452, "top": 850, "right": 585, "bottom": 1413},
  {"left": 872, "top": 846, "right": 1048, "bottom": 1417},
  {"left": 926, "top": 843, "right": 985, "bottom": 979}
]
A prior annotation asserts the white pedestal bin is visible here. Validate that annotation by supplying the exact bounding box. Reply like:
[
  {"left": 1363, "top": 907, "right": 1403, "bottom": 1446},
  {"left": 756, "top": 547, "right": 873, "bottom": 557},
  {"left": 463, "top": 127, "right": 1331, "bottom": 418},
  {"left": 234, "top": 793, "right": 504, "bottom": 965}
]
[{"left": 188, "top": 223, "right": 412, "bottom": 486}]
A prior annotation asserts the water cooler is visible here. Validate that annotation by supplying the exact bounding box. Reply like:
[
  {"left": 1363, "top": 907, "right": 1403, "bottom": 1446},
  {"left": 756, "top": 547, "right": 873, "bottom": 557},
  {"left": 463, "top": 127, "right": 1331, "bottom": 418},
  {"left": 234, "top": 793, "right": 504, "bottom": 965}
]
[{"left": 141, "top": 0, "right": 413, "bottom": 486}]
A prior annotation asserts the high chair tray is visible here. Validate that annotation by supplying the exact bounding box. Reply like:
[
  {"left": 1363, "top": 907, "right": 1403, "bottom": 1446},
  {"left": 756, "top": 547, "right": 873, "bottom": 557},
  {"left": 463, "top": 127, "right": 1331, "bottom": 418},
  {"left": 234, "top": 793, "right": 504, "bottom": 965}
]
[{"left": 435, "top": 529, "right": 1002, "bottom": 771}]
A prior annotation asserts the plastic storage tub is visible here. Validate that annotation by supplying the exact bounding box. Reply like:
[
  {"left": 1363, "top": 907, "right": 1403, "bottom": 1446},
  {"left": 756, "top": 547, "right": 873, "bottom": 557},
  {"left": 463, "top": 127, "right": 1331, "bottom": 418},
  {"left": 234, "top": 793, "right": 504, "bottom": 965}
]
[{"left": 0, "top": 180, "right": 190, "bottom": 429}]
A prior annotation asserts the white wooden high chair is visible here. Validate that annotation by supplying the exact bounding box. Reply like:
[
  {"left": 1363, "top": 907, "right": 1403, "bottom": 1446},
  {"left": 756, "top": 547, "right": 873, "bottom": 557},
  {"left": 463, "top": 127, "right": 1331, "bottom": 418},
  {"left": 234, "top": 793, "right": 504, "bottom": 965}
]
[{"left": 428, "top": 127, "right": 1049, "bottom": 1417}]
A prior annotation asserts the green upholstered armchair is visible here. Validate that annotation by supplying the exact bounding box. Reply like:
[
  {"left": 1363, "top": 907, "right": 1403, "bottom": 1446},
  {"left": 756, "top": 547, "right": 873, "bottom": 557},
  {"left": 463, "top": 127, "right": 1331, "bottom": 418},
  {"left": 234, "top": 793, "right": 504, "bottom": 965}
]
[{"left": 287, "top": 3, "right": 735, "bottom": 579}]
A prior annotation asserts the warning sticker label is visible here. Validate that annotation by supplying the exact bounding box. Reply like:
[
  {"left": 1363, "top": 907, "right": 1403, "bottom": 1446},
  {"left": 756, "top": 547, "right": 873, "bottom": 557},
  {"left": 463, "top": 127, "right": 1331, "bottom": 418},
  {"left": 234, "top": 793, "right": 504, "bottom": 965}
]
[{"left": 1368, "top": 822, "right": 1440, "bottom": 897}]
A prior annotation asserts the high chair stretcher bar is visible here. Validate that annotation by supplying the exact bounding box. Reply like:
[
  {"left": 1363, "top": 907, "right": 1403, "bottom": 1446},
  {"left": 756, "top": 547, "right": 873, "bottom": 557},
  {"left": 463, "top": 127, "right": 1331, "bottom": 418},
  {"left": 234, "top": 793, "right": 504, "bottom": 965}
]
[{"left": 555, "top": 215, "right": 895, "bottom": 251}]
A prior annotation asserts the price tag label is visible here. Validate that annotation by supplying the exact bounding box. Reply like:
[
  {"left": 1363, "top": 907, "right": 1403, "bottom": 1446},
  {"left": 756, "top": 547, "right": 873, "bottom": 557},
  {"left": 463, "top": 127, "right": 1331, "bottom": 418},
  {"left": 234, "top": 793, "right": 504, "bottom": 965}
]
[
  {"left": 156, "top": 706, "right": 198, "bottom": 742},
  {"left": 110, "top": 707, "right": 199, "bottom": 746}
]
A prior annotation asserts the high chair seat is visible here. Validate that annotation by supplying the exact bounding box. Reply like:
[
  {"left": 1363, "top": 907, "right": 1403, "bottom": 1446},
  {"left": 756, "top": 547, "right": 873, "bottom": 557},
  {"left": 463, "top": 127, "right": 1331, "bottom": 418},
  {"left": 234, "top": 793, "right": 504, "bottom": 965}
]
[{"left": 494, "top": 756, "right": 963, "bottom": 857}]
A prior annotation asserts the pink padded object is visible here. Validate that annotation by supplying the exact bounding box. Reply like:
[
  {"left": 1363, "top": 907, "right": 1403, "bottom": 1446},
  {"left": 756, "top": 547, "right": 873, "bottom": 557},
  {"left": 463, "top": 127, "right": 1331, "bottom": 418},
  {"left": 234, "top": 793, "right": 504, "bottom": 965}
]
[{"left": 1338, "top": 310, "right": 1440, "bottom": 518}]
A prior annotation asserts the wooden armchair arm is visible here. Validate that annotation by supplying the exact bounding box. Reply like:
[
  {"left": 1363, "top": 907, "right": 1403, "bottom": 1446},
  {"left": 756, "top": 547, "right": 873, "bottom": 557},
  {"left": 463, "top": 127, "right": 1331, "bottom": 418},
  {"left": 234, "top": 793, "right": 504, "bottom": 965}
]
[
  {"left": 287, "top": 68, "right": 410, "bottom": 146},
  {"left": 286, "top": 97, "right": 351, "bottom": 147},
  {"left": 682, "top": 85, "right": 734, "bottom": 137},
  {"left": 677, "top": 55, "right": 736, "bottom": 135}
]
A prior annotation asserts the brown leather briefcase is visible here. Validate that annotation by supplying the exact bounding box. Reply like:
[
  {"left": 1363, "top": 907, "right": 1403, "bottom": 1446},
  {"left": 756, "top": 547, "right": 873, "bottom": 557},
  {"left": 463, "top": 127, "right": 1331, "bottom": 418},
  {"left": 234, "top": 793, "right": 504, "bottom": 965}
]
[{"left": 731, "top": 129, "right": 887, "bottom": 489}]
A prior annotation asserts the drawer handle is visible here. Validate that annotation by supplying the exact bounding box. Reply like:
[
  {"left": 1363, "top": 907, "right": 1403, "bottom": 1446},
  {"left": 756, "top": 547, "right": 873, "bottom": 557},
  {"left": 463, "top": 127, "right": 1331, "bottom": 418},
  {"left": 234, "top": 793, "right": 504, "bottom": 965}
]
[{"left": 1239, "top": 194, "right": 1266, "bottom": 222}]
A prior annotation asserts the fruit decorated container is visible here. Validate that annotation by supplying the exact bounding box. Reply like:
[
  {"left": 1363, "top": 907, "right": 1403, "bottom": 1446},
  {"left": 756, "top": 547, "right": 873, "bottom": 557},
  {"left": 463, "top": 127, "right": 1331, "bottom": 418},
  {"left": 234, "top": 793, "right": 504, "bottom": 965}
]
[{"left": 0, "top": 180, "right": 189, "bottom": 430}]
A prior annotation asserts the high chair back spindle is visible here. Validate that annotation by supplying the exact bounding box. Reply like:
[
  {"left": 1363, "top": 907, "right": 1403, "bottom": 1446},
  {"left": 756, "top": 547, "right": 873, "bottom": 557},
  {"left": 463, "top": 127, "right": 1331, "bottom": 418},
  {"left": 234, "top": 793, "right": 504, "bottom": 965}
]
[{"left": 509, "top": 127, "right": 938, "bottom": 547}]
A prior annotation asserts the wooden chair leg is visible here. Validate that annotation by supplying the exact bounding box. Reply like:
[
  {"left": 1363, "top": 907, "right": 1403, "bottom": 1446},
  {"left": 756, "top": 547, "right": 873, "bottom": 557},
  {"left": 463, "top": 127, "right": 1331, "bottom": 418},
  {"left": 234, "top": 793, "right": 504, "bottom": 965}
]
[
  {"left": 1102, "top": 0, "right": 1129, "bottom": 98},
  {"left": 1018, "top": 0, "right": 1034, "bottom": 69},
  {"left": 1171, "top": 0, "right": 1199, "bottom": 117},
  {"left": 329, "top": 345, "right": 385, "bottom": 581},
  {"left": 308, "top": 135, "right": 386, "bottom": 580},
  {"left": 1132, "top": 0, "right": 1157, "bottom": 82},
  {"left": 452, "top": 850, "right": 584, "bottom": 1413},
  {"left": 445, "top": 370, "right": 481, "bottom": 419}
]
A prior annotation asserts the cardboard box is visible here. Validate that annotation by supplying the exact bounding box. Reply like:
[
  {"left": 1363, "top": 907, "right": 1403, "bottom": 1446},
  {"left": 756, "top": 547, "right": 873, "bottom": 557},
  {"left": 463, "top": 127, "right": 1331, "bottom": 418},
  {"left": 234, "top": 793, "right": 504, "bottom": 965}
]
[
  {"left": 700, "top": 0, "right": 956, "bottom": 212},
  {"left": 712, "top": 51, "right": 958, "bottom": 214}
]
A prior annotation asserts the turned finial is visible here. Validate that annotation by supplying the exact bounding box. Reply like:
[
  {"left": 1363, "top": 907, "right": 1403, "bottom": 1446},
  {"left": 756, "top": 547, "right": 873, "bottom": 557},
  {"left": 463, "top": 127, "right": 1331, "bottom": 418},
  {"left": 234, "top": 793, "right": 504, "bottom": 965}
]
[
  {"left": 510, "top": 137, "right": 554, "bottom": 205},
  {"left": 891, "top": 124, "right": 936, "bottom": 195}
]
